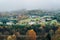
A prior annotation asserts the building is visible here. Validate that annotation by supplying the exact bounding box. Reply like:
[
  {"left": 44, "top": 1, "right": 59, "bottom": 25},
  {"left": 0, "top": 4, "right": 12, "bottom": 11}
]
[
  {"left": 28, "top": 21, "right": 36, "bottom": 25},
  {"left": 0, "top": 22, "right": 3, "bottom": 24},
  {"left": 6, "top": 21, "right": 14, "bottom": 25}
]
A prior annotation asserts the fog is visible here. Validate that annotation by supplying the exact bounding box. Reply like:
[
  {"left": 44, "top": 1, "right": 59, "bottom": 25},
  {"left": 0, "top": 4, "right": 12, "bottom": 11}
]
[{"left": 0, "top": 0, "right": 60, "bottom": 11}]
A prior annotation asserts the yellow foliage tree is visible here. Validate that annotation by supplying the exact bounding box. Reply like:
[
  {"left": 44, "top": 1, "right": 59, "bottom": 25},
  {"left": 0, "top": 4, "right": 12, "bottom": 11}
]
[
  {"left": 52, "top": 27, "right": 60, "bottom": 40},
  {"left": 7, "top": 34, "right": 16, "bottom": 40},
  {"left": 12, "top": 34, "right": 16, "bottom": 40},
  {"left": 7, "top": 35, "right": 12, "bottom": 40},
  {"left": 40, "top": 22, "right": 46, "bottom": 28}
]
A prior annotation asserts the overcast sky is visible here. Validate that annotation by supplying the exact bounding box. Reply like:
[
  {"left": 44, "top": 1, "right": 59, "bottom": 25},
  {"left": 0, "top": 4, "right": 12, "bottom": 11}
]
[{"left": 0, "top": 0, "right": 60, "bottom": 12}]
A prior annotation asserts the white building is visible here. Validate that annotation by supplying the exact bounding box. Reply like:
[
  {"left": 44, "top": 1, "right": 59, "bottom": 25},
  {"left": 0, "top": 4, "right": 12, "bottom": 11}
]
[
  {"left": 40, "top": 17, "right": 46, "bottom": 22},
  {"left": 28, "top": 22, "right": 36, "bottom": 25},
  {"left": 0, "top": 22, "right": 3, "bottom": 24},
  {"left": 6, "top": 21, "right": 14, "bottom": 25}
]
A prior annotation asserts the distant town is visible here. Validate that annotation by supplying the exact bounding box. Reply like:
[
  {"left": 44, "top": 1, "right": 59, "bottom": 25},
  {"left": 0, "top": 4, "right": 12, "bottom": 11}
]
[
  {"left": 0, "top": 10, "right": 60, "bottom": 40},
  {"left": 0, "top": 15, "right": 54, "bottom": 25},
  {"left": 0, "top": 9, "right": 59, "bottom": 26}
]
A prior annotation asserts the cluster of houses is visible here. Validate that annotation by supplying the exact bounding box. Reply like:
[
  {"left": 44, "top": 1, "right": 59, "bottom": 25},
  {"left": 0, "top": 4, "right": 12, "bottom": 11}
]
[
  {"left": 0, "top": 17, "right": 18, "bottom": 25},
  {"left": 18, "top": 16, "right": 53, "bottom": 25},
  {"left": 0, "top": 21, "right": 15, "bottom": 25},
  {"left": 0, "top": 15, "right": 53, "bottom": 25}
]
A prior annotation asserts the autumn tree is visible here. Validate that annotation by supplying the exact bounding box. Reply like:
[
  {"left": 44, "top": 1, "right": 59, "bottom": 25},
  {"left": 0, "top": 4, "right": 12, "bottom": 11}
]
[
  {"left": 26, "top": 29, "right": 36, "bottom": 40},
  {"left": 52, "top": 27, "right": 60, "bottom": 40},
  {"left": 12, "top": 34, "right": 16, "bottom": 40},
  {"left": 40, "top": 22, "right": 46, "bottom": 28},
  {"left": 7, "top": 34, "right": 16, "bottom": 40},
  {"left": 15, "top": 32, "right": 20, "bottom": 40},
  {"left": 7, "top": 35, "right": 12, "bottom": 40}
]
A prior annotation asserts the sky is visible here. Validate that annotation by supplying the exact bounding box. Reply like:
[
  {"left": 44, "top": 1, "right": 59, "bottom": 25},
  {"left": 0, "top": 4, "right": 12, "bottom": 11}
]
[{"left": 0, "top": 0, "right": 60, "bottom": 12}]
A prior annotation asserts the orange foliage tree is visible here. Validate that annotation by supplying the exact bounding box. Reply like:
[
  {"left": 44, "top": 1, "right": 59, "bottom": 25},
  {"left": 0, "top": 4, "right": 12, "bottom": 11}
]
[{"left": 26, "top": 29, "right": 36, "bottom": 40}]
